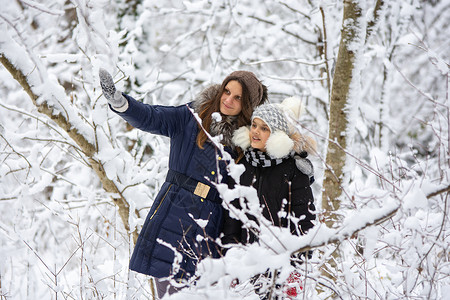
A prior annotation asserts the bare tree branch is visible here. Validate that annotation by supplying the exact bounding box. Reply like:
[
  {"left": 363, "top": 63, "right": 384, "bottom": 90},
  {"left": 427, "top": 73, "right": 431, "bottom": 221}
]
[
  {"left": 427, "top": 185, "right": 450, "bottom": 198},
  {"left": 320, "top": 6, "right": 331, "bottom": 101},
  {"left": 366, "top": 0, "right": 385, "bottom": 41}
]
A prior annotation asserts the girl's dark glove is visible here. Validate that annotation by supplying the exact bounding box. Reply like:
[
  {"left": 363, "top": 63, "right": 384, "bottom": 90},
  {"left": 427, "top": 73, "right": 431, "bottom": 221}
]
[{"left": 99, "top": 68, "right": 127, "bottom": 109}]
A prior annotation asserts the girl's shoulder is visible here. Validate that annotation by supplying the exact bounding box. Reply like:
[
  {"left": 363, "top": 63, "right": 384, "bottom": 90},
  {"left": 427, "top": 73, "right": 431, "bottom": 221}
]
[
  {"left": 282, "top": 156, "right": 314, "bottom": 185},
  {"left": 281, "top": 156, "right": 298, "bottom": 169}
]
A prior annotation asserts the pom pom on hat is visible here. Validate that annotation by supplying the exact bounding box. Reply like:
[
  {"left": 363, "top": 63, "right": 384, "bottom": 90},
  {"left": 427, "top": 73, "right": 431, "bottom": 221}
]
[{"left": 281, "top": 96, "right": 304, "bottom": 120}]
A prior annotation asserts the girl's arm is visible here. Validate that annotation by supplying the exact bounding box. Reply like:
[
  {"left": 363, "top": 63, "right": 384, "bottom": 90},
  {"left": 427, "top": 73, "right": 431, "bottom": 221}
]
[
  {"left": 289, "top": 171, "right": 316, "bottom": 235},
  {"left": 221, "top": 205, "right": 243, "bottom": 246}
]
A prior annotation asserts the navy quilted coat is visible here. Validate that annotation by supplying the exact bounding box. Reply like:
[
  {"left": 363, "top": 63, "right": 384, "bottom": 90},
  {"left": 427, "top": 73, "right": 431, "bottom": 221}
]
[{"left": 113, "top": 93, "right": 229, "bottom": 280}]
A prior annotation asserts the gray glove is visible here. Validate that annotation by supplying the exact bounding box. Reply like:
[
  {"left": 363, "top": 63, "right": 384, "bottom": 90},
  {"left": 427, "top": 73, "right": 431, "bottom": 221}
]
[{"left": 99, "top": 68, "right": 127, "bottom": 109}]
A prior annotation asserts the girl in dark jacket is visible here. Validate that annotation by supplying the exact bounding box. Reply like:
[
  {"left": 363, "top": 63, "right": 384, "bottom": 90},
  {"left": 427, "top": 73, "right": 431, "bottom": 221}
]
[
  {"left": 223, "top": 96, "right": 316, "bottom": 244},
  {"left": 222, "top": 97, "right": 316, "bottom": 298},
  {"left": 99, "top": 69, "right": 267, "bottom": 298}
]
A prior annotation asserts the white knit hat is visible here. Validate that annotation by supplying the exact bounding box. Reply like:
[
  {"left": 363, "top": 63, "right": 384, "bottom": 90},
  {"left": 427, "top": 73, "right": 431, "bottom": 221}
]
[
  {"left": 232, "top": 96, "right": 307, "bottom": 159},
  {"left": 252, "top": 104, "right": 289, "bottom": 134}
]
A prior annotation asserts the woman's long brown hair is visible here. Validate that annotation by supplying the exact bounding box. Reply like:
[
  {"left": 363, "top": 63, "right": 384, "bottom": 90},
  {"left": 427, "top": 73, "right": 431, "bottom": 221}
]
[{"left": 196, "top": 76, "right": 263, "bottom": 149}]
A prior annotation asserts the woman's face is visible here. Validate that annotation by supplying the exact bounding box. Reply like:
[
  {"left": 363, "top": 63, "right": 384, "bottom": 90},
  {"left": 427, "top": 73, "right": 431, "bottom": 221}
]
[
  {"left": 250, "top": 118, "right": 270, "bottom": 151},
  {"left": 220, "top": 80, "right": 243, "bottom": 116}
]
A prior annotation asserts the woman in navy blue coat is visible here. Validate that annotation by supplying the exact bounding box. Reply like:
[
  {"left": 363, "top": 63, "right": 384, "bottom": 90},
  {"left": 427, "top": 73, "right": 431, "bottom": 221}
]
[{"left": 99, "top": 69, "right": 267, "bottom": 297}]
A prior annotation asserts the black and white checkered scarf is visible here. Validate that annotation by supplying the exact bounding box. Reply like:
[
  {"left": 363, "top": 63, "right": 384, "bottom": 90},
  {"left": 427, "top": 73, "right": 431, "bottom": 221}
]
[{"left": 245, "top": 148, "right": 289, "bottom": 168}]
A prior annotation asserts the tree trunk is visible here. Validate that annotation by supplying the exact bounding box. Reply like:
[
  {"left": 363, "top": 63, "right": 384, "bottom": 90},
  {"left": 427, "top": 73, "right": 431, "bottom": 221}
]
[
  {"left": 322, "top": 0, "right": 363, "bottom": 227},
  {"left": 319, "top": 1, "right": 364, "bottom": 293}
]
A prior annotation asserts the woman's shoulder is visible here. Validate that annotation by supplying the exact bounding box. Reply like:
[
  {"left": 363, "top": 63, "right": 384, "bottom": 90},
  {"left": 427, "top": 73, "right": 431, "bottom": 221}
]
[{"left": 191, "top": 84, "right": 221, "bottom": 112}]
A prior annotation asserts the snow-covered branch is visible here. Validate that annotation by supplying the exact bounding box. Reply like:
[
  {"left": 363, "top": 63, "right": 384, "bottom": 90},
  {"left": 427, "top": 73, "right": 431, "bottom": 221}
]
[
  {"left": 292, "top": 201, "right": 399, "bottom": 255},
  {"left": 0, "top": 43, "right": 137, "bottom": 242}
]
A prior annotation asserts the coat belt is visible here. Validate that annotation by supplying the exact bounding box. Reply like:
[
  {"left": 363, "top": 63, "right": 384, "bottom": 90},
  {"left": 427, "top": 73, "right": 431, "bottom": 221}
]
[{"left": 165, "top": 169, "right": 221, "bottom": 203}]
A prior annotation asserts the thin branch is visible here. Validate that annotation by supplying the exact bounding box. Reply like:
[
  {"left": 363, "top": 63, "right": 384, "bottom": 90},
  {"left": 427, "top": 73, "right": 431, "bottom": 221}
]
[
  {"left": 0, "top": 102, "right": 68, "bottom": 140},
  {"left": 244, "top": 57, "right": 326, "bottom": 66},
  {"left": 392, "top": 62, "right": 446, "bottom": 108},
  {"left": 295, "top": 121, "right": 401, "bottom": 191},
  {"left": 278, "top": 1, "right": 311, "bottom": 19},
  {"left": 0, "top": 196, "right": 18, "bottom": 201},
  {"left": 366, "top": 0, "right": 385, "bottom": 41},
  {"left": 23, "top": 137, "right": 82, "bottom": 154},
  {"left": 0, "top": 134, "right": 32, "bottom": 170},
  {"left": 19, "top": 0, "right": 65, "bottom": 15},
  {"left": 244, "top": 14, "right": 316, "bottom": 45},
  {"left": 426, "top": 185, "right": 450, "bottom": 199},
  {"left": 320, "top": 6, "right": 331, "bottom": 101},
  {"left": 22, "top": 240, "right": 54, "bottom": 275},
  {"left": 0, "top": 13, "right": 44, "bottom": 82},
  {"left": 265, "top": 74, "right": 328, "bottom": 82},
  {"left": 419, "top": 193, "right": 448, "bottom": 265}
]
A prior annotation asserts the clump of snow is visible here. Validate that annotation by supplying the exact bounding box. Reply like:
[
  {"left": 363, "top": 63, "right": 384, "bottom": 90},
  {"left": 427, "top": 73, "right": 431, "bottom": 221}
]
[
  {"left": 211, "top": 112, "right": 222, "bottom": 122},
  {"left": 403, "top": 183, "right": 428, "bottom": 209},
  {"left": 189, "top": 213, "right": 209, "bottom": 229}
]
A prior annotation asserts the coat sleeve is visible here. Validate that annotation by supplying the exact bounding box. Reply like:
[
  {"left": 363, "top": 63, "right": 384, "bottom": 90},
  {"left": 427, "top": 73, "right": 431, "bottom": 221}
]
[
  {"left": 110, "top": 93, "right": 191, "bottom": 138},
  {"left": 289, "top": 169, "right": 316, "bottom": 235},
  {"left": 221, "top": 201, "right": 244, "bottom": 246}
]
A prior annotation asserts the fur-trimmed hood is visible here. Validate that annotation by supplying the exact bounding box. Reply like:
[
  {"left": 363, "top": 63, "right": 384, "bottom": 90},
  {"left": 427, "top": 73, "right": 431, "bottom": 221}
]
[
  {"left": 232, "top": 96, "right": 317, "bottom": 159},
  {"left": 191, "top": 84, "right": 221, "bottom": 113},
  {"left": 192, "top": 84, "right": 238, "bottom": 146}
]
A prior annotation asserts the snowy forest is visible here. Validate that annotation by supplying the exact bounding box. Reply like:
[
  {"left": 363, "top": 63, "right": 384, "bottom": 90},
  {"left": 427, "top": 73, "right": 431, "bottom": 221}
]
[{"left": 0, "top": 0, "right": 449, "bottom": 299}]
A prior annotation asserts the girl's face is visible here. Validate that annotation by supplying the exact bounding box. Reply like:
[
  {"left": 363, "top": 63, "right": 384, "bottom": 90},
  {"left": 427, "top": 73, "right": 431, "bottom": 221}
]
[
  {"left": 220, "top": 80, "right": 243, "bottom": 116},
  {"left": 250, "top": 118, "right": 270, "bottom": 151}
]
